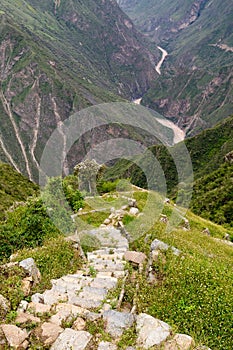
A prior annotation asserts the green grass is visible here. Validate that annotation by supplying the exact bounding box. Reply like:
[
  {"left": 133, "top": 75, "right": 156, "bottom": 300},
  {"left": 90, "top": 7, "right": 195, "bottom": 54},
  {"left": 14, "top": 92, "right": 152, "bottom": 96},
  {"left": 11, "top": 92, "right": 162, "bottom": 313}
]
[
  {"left": 0, "top": 162, "right": 38, "bottom": 220},
  {"left": 13, "top": 237, "right": 83, "bottom": 293},
  {"left": 120, "top": 191, "right": 233, "bottom": 350}
]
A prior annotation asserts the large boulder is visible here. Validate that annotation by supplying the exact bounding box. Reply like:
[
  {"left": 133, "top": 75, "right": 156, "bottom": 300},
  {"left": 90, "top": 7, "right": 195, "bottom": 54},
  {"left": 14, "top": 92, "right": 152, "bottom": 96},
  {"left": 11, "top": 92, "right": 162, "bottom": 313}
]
[
  {"left": 136, "top": 313, "right": 171, "bottom": 349},
  {"left": 19, "top": 258, "right": 41, "bottom": 284}
]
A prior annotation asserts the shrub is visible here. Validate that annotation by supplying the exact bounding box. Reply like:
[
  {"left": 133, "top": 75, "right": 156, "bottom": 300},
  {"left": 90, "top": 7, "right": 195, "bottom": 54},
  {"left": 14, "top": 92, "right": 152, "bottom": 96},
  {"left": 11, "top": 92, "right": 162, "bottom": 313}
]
[{"left": 0, "top": 198, "right": 60, "bottom": 261}]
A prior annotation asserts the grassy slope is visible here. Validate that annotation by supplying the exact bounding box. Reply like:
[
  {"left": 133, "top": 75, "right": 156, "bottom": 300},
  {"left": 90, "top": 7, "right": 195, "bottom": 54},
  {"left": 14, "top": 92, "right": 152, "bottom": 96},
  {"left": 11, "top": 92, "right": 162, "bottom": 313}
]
[
  {"left": 104, "top": 116, "right": 233, "bottom": 225},
  {"left": 0, "top": 181, "right": 232, "bottom": 348},
  {"left": 0, "top": 162, "right": 38, "bottom": 219}
]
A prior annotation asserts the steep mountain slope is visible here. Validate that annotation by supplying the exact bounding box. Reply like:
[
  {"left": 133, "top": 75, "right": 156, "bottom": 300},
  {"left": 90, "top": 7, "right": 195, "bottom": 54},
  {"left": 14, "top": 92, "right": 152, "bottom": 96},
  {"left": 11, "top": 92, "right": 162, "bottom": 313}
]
[
  {"left": 118, "top": 0, "right": 233, "bottom": 136},
  {"left": 104, "top": 116, "right": 233, "bottom": 226},
  {"left": 0, "top": 0, "right": 157, "bottom": 181}
]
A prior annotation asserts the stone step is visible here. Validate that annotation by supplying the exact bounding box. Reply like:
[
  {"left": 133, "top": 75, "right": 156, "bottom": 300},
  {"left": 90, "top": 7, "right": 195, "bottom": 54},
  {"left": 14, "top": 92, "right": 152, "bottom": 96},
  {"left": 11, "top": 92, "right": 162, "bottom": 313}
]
[
  {"left": 68, "top": 293, "right": 102, "bottom": 309},
  {"left": 87, "top": 252, "right": 124, "bottom": 261},
  {"left": 89, "top": 277, "right": 117, "bottom": 290},
  {"left": 90, "top": 261, "right": 125, "bottom": 272},
  {"left": 78, "top": 286, "right": 108, "bottom": 300}
]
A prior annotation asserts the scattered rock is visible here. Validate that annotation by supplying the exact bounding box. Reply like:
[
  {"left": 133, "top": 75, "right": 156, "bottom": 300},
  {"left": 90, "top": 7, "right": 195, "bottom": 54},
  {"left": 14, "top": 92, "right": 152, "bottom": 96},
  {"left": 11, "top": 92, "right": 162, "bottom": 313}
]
[
  {"left": 151, "top": 239, "right": 181, "bottom": 256},
  {"left": 128, "top": 199, "right": 137, "bottom": 207},
  {"left": 1, "top": 324, "right": 28, "bottom": 348},
  {"left": 183, "top": 219, "right": 190, "bottom": 230},
  {"left": 98, "top": 341, "right": 117, "bottom": 350},
  {"left": 28, "top": 302, "right": 51, "bottom": 314},
  {"left": 85, "top": 311, "right": 102, "bottom": 321},
  {"left": 224, "top": 233, "right": 230, "bottom": 241},
  {"left": 35, "top": 322, "right": 63, "bottom": 346},
  {"left": 103, "top": 310, "right": 135, "bottom": 338},
  {"left": 136, "top": 313, "right": 171, "bottom": 349},
  {"left": 17, "top": 300, "right": 28, "bottom": 313},
  {"left": 72, "top": 317, "right": 86, "bottom": 331},
  {"left": 15, "top": 312, "right": 41, "bottom": 325},
  {"left": 19, "top": 258, "right": 41, "bottom": 284},
  {"left": 0, "top": 294, "right": 10, "bottom": 318},
  {"left": 104, "top": 218, "right": 111, "bottom": 225},
  {"left": 51, "top": 303, "right": 87, "bottom": 326},
  {"left": 202, "top": 228, "right": 211, "bottom": 236},
  {"left": 31, "top": 293, "right": 44, "bottom": 304},
  {"left": 50, "top": 329, "right": 92, "bottom": 350},
  {"left": 21, "top": 277, "right": 32, "bottom": 296},
  {"left": 164, "top": 333, "right": 195, "bottom": 349},
  {"left": 160, "top": 214, "right": 168, "bottom": 223},
  {"left": 129, "top": 207, "right": 139, "bottom": 216},
  {"left": 124, "top": 251, "right": 147, "bottom": 265}
]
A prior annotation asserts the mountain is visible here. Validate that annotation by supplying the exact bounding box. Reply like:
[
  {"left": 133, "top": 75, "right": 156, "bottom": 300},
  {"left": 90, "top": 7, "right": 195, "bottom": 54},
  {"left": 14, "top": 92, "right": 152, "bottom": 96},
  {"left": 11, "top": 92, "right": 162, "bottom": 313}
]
[
  {"left": 104, "top": 116, "right": 233, "bottom": 226},
  {"left": 0, "top": 0, "right": 157, "bottom": 182},
  {"left": 118, "top": 0, "right": 233, "bottom": 136}
]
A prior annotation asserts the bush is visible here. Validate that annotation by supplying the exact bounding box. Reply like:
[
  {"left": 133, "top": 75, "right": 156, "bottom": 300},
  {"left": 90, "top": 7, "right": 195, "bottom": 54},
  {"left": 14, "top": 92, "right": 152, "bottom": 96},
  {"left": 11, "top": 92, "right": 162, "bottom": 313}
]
[{"left": 0, "top": 198, "right": 60, "bottom": 261}]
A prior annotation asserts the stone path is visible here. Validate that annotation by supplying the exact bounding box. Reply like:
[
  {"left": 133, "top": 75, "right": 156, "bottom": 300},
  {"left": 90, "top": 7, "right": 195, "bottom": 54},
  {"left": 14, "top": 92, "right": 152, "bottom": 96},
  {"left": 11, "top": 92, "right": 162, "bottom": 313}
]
[{"left": 0, "top": 205, "right": 211, "bottom": 349}]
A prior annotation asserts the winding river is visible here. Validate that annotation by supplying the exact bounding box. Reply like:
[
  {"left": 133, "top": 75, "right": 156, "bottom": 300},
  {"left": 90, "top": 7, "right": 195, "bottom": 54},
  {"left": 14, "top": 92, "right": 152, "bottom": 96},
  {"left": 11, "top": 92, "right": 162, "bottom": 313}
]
[{"left": 133, "top": 46, "right": 185, "bottom": 145}]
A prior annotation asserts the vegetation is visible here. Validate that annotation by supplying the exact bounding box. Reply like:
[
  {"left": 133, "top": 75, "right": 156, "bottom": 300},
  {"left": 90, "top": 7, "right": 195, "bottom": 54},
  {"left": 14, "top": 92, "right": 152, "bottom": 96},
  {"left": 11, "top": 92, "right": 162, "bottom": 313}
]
[
  {"left": 0, "top": 162, "right": 38, "bottom": 220},
  {"left": 104, "top": 117, "right": 233, "bottom": 227}
]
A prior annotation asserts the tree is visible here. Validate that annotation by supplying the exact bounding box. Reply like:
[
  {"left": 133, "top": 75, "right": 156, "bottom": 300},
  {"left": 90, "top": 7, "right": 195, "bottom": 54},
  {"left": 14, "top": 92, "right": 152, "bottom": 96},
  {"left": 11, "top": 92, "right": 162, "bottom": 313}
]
[{"left": 74, "top": 159, "right": 104, "bottom": 195}]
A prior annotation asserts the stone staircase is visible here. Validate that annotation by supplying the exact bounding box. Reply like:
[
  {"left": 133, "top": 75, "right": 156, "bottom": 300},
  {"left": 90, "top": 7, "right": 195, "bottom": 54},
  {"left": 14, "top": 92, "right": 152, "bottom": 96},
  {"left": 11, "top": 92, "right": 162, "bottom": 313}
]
[{"left": 0, "top": 213, "right": 211, "bottom": 349}]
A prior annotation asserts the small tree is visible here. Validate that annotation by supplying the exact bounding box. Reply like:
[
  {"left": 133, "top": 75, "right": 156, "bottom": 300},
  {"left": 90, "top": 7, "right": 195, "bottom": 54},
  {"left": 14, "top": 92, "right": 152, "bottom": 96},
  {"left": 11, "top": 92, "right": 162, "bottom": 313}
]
[{"left": 74, "top": 159, "right": 104, "bottom": 195}]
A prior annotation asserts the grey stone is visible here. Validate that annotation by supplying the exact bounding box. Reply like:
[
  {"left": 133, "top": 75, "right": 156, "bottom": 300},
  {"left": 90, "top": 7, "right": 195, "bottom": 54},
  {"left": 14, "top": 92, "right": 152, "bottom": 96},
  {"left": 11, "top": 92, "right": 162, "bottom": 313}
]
[
  {"left": 103, "top": 310, "right": 135, "bottom": 338},
  {"left": 50, "top": 329, "right": 92, "bottom": 350},
  {"left": 31, "top": 292, "right": 44, "bottom": 304},
  {"left": 98, "top": 341, "right": 117, "bottom": 350},
  {"left": 19, "top": 258, "right": 41, "bottom": 283},
  {"left": 129, "top": 207, "right": 139, "bottom": 216},
  {"left": 43, "top": 289, "right": 67, "bottom": 305},
  {"left": 202, "top": 228, "right": 211, "bottom": 236},
  {"left": 150, "top": 239, "right": 181, "bottom": 256},
  {"left": 0, "top": 294, "right": 10, "bottom": 317},
  {"left": 136, "top": 313, "right": 171, "bottom": 349},
  {"left": 17, "top": 300, "right": 28, "bottom": 313},
  {"left": 151, "top": 239, "right": 169, "bottom": 252}
]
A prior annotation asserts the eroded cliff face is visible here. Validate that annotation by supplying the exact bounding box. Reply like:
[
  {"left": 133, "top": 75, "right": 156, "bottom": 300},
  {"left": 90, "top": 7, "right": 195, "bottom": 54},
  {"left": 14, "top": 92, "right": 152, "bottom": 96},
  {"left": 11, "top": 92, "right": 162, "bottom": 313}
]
[
  {"left": 117, "top": 0, "right": 208, "bottom": 42},
  {"left": 0, "top": 0, "right": 158, "bottom": 181}
]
